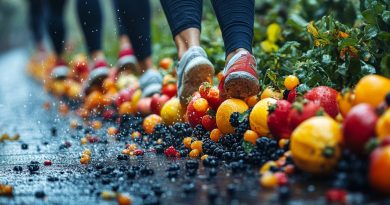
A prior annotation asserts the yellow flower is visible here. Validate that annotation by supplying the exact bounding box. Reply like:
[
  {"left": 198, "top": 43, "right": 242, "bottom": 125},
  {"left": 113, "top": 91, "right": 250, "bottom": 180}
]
[
  {"left": 261, "top": 40, "right": 279, "bottom": 53},
  {"left": 267, "top": 23, "right": 282, "bottom": 43},
  {"left": 307, "top": 21, "right": 319, "bottom": 38}
]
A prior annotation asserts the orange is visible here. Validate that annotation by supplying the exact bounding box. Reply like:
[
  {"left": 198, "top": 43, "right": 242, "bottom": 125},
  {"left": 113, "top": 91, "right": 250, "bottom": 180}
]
[
  {"left": 337, "top": 90, "right": 355, "bottom": 118},
  {"left": 117, "top": 194, "right": 132, "bottom": 205},
  {"left": 84, "top": 91, "right": 106, "bottom": 110},
  {"left": 189, "top": 149, "right": 200, "bottom": 158},
  {"left": 216, "top": 99, "right": 249, "bottom": 134},
  {"left": 102, "top": 78, "right": 117, "bottom": 92},
  {"left": 66, "top": 81, "right": 82, "bottom": 99},
  {"left": 245, "top": 95, "right": 260, "bottom": 107},
  {"left": 354, "top": 74, "right": 390, "bottom": 107},
  {"left": 210, "top": 128, "right": 223, "bottom": 142},
  {"left": 143, "top": 114, "right": 163, "bottom": 134},
  {"left": 369, "top": 146, "right": 390, "bottom": 194},
  {"left": 249, "top": 98, "right": 277, "bottom": 136},
  {"left": 243, "top": 130, "right": 259, "bottom": 145},
  {"left": 190, "top": 140, "right": 203, "bottom": 153},
  {"left": 183, "top": 137, "right": 192, "bottom": 149},
  {"left": 119, "top": 101, "right": 135, "bottom": 115},
  {"left": 160, "top": 97, "right": 185, "bottom": 125},
  {"left": 193, "top": 98, "right": 209, "bottom": 113}
]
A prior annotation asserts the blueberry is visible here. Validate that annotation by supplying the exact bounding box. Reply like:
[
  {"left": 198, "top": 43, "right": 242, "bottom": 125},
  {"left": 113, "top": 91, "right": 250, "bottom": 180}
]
[
  {"left": 21, "top": 143, "right": 28, "bottom": 150},
  {"left": 35, "top": 191, "right": 45, "bottom": 198}
]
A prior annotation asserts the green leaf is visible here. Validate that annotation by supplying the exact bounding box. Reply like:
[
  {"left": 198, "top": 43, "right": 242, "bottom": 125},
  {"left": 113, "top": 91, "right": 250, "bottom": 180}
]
[
  {"left": 238, "top": 110, "right": 250, "bottom": 124},
  {"left": 296, "top": 83, "right": 310, "bottom": 94},
  {"left": 242, "top": 141, "right": 255, "bottom": 154},
  {"left": 364, "top": 25, "right": 379, "bottom": 39},
  {"left": 382, "top": 11, "right": 390, "bottom": 23},
  {"left": 362, "top": 9, "right": 377, "bottom": 24},
  {"left": 339, "top": 38, "right": 359, "bottom": 47},
  {"left": 380, "top": 53, "right": 390, "bottom": 77},
  {"left": 378, "top": 31, "right": 390, "bottom": 42},
  {"left": 361, "top": 61, "right": 377, "bottom": 74}
]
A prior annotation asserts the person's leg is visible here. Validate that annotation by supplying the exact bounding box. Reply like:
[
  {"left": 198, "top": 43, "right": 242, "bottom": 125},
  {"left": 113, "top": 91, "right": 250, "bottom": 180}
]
[
  {"left": 28, "top": 0, "right": 45, "bottom": 50},
  {"left": 160, "top": 0, "right": 202, "bottom": 59},
  {"left": 211, "top": 0, "right": 259, "bottom": 99},
  {"left": 46, "top": 0, "right": 66, "bottom": 57},
  {"left": 160, "top": 0, "right": 214, "bottom": 104},
  {"left": 113, "top": 0, "right": 138, "bottom": 72},
  {"left": 76, "top": 0, "right": 104, "bottom": 60}
]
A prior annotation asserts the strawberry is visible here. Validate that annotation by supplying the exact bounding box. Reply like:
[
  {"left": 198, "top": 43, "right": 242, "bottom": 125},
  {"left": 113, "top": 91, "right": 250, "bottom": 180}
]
[
  {"left": 287, "top": 88, "right": 297, "bottom": 103},
  {"left": 267, "top": 100, "right": 292, "bottom": 140},
  {"left": 288, "top": 101, "right": 323, "bottom": 130},
  {"left": 207, "top": 87, "right": 223, "bottom": 110},
  {"left": 201, "top": 114, "right": 216, "bottom": 131},
  {"left": 186, "top": 94, "right": 205, "bottom": 127},
  {"left": 343, "top": 103, "right": 378, "bottom": 154},
  {"left": 199, "top": 82, "right": 212, "bottom": 99},
  {"left": 304, "top": 86, "right": 339, "bottom": 118}
]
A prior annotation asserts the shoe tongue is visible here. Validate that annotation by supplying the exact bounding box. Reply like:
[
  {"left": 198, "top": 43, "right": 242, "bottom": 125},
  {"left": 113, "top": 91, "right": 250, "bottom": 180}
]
[
  {"left": 119, "top": 48, "right": 134, "bottom": 58},
  {"left": 93, "top": 60, "right": 108, "bottom": 70},
  {"left": 223, "top": 50, "right": 250, "bottom": 74}
]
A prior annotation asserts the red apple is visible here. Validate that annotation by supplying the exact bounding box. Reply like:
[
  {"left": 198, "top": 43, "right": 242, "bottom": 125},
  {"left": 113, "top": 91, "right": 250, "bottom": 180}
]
[
  {"left": 116, "top": 88, "right": 135, "bottom": 107},
  {"left": 137, "top": 97, "right": 152, "bottom": 115},
  {"left": 343, "top": 103, "right": 378, "bottom": 154},
  {"left": 150, "top": 93, "right": 170, "bottom": 115}
]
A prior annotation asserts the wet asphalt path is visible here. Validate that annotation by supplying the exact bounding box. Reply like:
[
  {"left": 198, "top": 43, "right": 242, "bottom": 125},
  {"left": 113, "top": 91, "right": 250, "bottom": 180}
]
[{"left": 0, "top": 48, "right": 334, "bottom": 205}]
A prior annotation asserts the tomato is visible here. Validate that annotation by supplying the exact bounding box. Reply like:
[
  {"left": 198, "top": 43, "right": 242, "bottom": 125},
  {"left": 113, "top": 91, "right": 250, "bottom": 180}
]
[
  {"left": 198, "top": 82, "right": 212, "bottom": 99},
  {"left": 201, "top": 114, "right": 216, "bottom": 131},
  {"left": 284, "top": 75, "right": 300, "bottom": 90},
  {"left": 206, "top": 87, "right": 223, "bottom": 110},
  {"left": 343, "top": 104, "right": 378, "bottom": 154},
  {"left": 290, "top": 116, "right": 343, "bottom": 174},
  {"left": 305, "top": 86, "right": 339, "bottom": 118},
  {"left": 186, "top": 94, "right": 206, "bottom": 127},
  {"left": 159, "top": 57, "right": 173, "bottom": 70},
  {"left": 161, "top": 83, "right": 177, "bottom": 98},
  {"left": 369, "top": 145, "right": 390, "bottom": 194}
]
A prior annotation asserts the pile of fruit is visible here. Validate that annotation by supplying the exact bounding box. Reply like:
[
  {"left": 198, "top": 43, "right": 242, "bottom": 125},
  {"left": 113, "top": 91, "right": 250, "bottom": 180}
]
[{"left": 23, "top": 0, "right": 390, "bottom": 202}]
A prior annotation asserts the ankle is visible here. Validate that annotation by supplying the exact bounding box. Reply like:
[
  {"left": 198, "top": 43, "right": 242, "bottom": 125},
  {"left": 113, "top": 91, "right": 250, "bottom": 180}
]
[{"left": 226, "top": 48, "right": 250, "bottom": 65}]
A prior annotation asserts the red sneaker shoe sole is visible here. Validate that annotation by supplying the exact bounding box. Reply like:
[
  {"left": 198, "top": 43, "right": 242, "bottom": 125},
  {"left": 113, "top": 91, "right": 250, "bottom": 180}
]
[{"left": 223, "top": 71, "right": 260, "bottom": 99}]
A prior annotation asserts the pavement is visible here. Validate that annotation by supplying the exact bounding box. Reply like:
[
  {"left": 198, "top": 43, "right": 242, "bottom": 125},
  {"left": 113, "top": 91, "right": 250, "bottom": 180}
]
[{"left": 0, "top": 48, "right": 354, "bottom": 205}]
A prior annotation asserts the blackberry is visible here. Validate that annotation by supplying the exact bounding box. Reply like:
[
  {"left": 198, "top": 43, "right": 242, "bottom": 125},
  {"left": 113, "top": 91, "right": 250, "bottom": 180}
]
[
  {"left": 256, "top": 137, "right": 270, "bottom": 150},
  {"left": 229, "top": 112, "right": 240, "bottom": 127},
  {"left": 220, "top": 134, "right": 241, "bottom": 148},
  {"left": 235, "top": 119, "right": 250, "bottom": 135},
  {"left": 193, "top": 124, "right": 206, "bottom": 138}
]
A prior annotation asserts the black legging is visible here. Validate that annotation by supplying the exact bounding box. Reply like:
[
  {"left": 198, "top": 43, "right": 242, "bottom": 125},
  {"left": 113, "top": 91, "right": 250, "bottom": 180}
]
[
  {"left": 76, "top": 0, "right": 103, "bottom": 54},
  {"left": 113, "top": 0, "right": 152, "bottom": 61},
  {"left": 160, "top": 0, "right": 254, "bottom": 56},
  {"left": 45, "top": 0, "right": 102, "bottom": 55},
  {"left": 28, "top": 0, "right": 46, "bottom": 45},
  {"left": 46, "top": 0, "right": 66, "bottom": 55}
]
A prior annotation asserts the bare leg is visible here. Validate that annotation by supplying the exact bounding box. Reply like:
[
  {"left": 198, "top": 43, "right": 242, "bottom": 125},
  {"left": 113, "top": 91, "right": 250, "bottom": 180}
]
[{"left": 174, "top": 28, "right": 201, "bottom": 60}]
